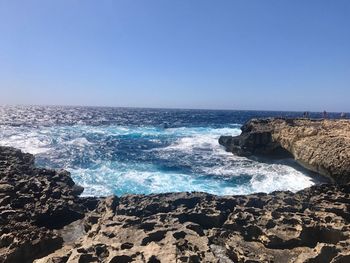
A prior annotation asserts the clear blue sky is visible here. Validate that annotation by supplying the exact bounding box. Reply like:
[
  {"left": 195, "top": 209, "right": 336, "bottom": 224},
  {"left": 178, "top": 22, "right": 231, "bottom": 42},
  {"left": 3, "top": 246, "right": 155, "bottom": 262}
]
[{"left": 0, "top": 1, "right": 349, "bottom": 111}]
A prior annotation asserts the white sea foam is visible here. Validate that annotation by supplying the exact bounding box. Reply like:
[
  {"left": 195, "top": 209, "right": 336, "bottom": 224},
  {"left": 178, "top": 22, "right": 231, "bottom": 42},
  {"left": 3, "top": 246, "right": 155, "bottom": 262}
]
[
  {"left": 65, "top": 137, "right": 92, "bottom": 147},
  {"left": 160, "top": 127, "right": 241, "bottom": 153},
  {"left": 155, "top": 126, "right": 315, "bottom": 194},
  {"left": 0, "top": 129, "right": 51, "bottom": 154},
  {"left": 0, "top": 124, "right": 316, "bottom": 196},
  {"left": 70, "top": 162, "right": 242, "bottom": 197}
]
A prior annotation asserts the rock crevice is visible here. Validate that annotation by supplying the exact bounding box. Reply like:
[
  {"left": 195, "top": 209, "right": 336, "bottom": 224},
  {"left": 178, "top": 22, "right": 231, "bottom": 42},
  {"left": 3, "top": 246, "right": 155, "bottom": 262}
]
[{"left": 0, "top": 127, "right": 350, "bottom": 262}]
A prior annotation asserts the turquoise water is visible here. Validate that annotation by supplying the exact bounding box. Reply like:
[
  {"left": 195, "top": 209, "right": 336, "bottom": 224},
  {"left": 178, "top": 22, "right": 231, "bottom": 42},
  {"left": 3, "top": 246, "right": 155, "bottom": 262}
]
[{"left": 0, "top": 106, "right": 322, "bottom": 196}]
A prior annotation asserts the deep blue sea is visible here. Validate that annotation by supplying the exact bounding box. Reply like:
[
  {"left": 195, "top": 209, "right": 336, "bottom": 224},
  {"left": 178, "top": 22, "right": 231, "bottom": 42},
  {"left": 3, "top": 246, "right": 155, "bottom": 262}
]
[{"left": 0, "top": 106, "right": 340, "bottom": 196}]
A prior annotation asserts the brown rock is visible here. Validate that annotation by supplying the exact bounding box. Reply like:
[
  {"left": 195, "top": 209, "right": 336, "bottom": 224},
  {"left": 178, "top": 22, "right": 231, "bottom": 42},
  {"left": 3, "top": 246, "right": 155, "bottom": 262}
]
[
  {"left": 219, "top": 118, "right": 350, "bottom": 183},
  {"left": 0, "top": 184, "right": 14, "bottom": 193},
  {"left": 1, "top": 141, "right": 350, "bottom": 263}
]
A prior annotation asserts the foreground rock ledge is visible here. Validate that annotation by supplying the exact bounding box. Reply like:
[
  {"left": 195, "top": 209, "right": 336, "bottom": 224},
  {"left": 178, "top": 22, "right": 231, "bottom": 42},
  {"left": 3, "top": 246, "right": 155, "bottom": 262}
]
[
  {"left": 0, "top": 146, "right": 350, "bottom": 263},
  {"left": 219, "top": 118, "right": 350, "bottom": 184}
]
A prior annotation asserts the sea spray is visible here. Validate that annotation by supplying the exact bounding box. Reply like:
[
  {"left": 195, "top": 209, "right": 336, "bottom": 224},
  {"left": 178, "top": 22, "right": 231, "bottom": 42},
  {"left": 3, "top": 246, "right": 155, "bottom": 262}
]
[{"left": 0, "top": 106, "right": 317, "bottom": 196}]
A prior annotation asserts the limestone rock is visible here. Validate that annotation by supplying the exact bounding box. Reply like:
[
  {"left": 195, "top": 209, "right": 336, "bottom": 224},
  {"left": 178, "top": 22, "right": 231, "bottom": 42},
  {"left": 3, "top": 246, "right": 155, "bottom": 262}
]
[
  {"left": 219, "top": 118, "right": 350, "bottom": 183},
  {"left": 0, "top": 146, "right": 91, "bottom": 263},
  {"left": 1, "top": 143, "right": 350, "bottom": 262}
]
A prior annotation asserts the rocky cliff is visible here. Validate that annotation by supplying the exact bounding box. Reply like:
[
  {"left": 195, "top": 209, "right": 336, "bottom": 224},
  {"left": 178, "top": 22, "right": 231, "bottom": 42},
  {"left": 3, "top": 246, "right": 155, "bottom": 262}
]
[
  {"left": 219, "top": 118, "right": 350, "bottom": 184},
  {"left": 1, "top": 146, "right": 350, "bottom": 262}
]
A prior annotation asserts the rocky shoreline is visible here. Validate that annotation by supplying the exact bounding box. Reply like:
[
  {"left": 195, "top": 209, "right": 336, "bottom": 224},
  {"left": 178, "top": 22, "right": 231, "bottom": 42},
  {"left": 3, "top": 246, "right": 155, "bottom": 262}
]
[
  {"left": 1, "top": 118, "right": 350, "bottom": 262},
  {"left": 219, "top": 118, "right": 350, "bottom": 184}
]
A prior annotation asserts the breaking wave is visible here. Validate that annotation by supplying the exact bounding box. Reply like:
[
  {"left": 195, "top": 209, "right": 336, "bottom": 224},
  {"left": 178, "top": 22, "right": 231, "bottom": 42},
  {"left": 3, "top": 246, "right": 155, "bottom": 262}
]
[{"left": 0, "top": 106, "right": 317, "bottom": 196}]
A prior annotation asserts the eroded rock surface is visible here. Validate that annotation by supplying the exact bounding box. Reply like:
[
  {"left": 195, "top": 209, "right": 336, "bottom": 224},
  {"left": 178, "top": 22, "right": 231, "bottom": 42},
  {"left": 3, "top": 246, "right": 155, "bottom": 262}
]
[
  {"left": 219, "top": 118, "right": 350, "bottom": 184},
  {"left": 1, "top": 146, "right": 350, "bottom": 262},
  {"left": 36, "top": 186, "right": 350, "bottom": 263},
  {"left": 0, "top": 146, "right": 97, "bottom": 263}
]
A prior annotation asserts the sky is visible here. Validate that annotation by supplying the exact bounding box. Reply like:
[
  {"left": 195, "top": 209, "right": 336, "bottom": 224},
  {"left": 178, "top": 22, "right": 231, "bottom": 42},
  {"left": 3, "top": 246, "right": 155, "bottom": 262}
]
[{"left": 0, "top": 1, "right": 349, "bottom": 112}]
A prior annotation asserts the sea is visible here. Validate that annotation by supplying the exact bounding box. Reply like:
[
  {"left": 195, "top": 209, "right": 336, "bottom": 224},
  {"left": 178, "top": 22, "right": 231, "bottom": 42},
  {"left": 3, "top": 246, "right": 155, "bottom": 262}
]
[{"left": 0, "top": 106, "right": 340, "bottom": 197}]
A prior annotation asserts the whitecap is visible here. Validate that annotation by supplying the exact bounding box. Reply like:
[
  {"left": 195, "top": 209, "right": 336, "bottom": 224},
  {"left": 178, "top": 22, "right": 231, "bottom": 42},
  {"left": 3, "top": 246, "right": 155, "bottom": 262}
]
[
  {"left": 0, "top": 123, "right": 316, "bottom": 197},
  {"left": 65, "top": 137, "right": 92, "bottom": 147}
]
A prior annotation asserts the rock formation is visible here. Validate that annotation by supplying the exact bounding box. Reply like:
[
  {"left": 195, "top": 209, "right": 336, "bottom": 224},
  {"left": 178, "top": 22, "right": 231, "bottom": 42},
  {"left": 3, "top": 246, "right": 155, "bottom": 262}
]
[
  {"left": 0, "top": 146, "right": 98, "bottom": 263},
  {"left": 1, "top": 123, "right": 350, "bottom": 262},
  {"left": 219, "top": 118, "right": 350, "bottom": 184}
]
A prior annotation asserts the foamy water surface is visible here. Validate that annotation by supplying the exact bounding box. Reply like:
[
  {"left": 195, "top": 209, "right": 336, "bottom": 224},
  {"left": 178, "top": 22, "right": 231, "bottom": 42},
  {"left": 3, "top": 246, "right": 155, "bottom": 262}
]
[{"left": 0, "top": 106, "right": 319, "bottom": 196}]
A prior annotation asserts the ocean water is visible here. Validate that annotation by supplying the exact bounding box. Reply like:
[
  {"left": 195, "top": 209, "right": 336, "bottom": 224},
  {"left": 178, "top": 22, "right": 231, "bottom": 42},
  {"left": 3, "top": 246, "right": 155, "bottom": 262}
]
[{"left": 0, "top": 106, "right": 334, "bottom": 197}]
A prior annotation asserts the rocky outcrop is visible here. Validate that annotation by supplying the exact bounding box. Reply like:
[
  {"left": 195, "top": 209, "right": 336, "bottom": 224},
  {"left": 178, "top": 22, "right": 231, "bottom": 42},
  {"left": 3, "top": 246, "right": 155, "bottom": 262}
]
[
  {"left": 0, "top": 146, "right": 98, "bottom": 263},
  {"left": 1, "top": 146, "right": 350, "bottom": 262},
  {"left": 219, "top": 118, "right": 350, "bottom": 184},
  {"left": 37, "top": 185, "right": 350, "bottom": 263}
]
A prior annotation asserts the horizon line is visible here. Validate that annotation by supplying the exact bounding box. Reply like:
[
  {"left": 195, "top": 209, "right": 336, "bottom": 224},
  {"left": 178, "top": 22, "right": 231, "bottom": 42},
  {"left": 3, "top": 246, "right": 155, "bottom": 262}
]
[{"left": 0, "top": 103, "right": 349, "bottom": 114}]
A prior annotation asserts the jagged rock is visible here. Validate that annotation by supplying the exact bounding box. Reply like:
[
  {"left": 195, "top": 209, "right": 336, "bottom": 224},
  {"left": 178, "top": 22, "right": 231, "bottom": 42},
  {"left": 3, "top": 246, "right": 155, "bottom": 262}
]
[
  {"left": 0, "top": 141, "right": 349, "bottom": 262},
  {"left": 219, "top": 118, "right": 350, "bottom": 183},
  {"left": 0, "top": 184, "right": 14, "bottom": 193},
  {"left": 0, "top": 146, "right": 88, "bottom": 263}
]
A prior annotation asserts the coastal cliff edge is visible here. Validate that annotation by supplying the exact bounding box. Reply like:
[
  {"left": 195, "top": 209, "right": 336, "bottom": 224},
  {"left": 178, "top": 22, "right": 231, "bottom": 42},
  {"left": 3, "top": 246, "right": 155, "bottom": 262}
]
[
  {"left": 219, "top": 118, "right": 350, "bottom": 184},
  {"left": 1, "top": 118, "right": 350, "bottom": 262}
]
